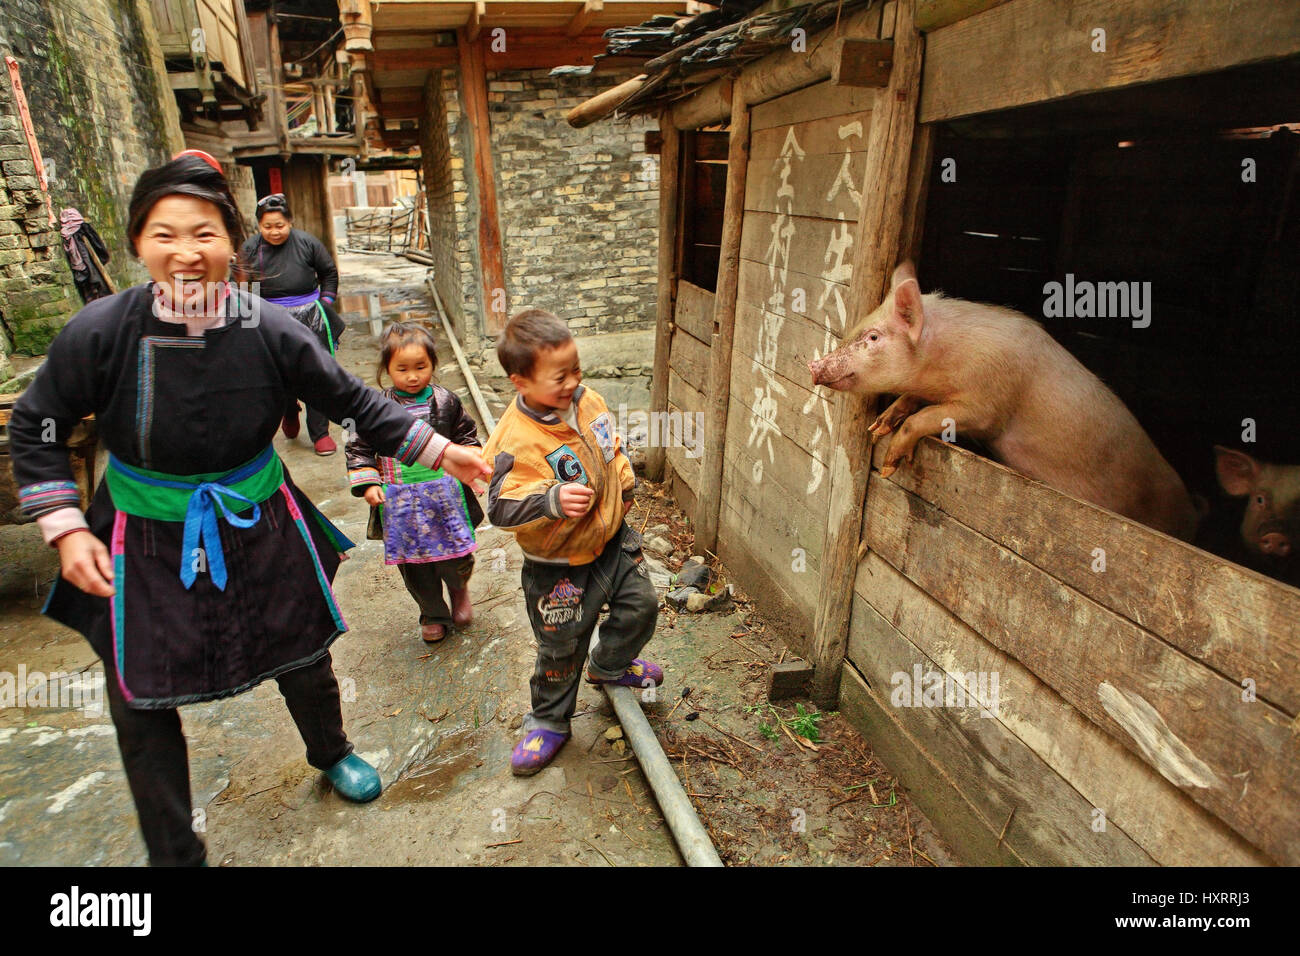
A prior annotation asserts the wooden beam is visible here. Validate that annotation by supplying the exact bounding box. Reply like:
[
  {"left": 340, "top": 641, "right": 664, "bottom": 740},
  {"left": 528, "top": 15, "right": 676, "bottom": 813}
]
[
  {"left": 467, "top": 1, "right": 486, "bottom": 43},
  {"left": 368, "top": 47, "right": 460, "bottom": 71},
  {"left": 566, "top": 0, "right": 603, "bottom": 38},
  {"left": 268, "top": 13, "right": 291, "bottom": 152},
  {"left": 921, "top": 0, "right": 1300, "bottom": 123},
  {"left": 232, "top": 0, "right": 260, "bottom": 99},
  {"left": 832, "top": 38, "right": 894, "bottom": 87},
  {"left": 170, "top": 71, "right": 226, "bottom": 90},
  {"left": 646, "top": 112, "right": 680, "bottom": 483},
  {"left": 900, "top": 122, "right": 935, "bottom": 261},
  {"left": 739, "top": 4, "right": 884, "bottom": 106},
  {"left": 915, "top": 0, "right": 1011, "bottom": 31},
  {"left": 670, "top": 77, "right": 732, "bottom": 130},
  {"left": 694, "top": 85, "right": 749, "bottom": 553},
  {"left": 566, "top": 73, "right": 647, "bottom": 128},
  {"left": 457, "top": 30, "right": 508, "bottom": 336},
  {"left": 322, "top": 81, "right": 336, "bottom": 134},
  {"left": 810, "top": 0, "right": 924, "bottom": 709},
  {"left": 480, "top": 36, "right": 609, "bottom": 70},
  {"left": 667, "top": 5, "right": 881, "bottom": 129},
  {"left": 339, "top": 0, "right": 374, "bottom": 53}
]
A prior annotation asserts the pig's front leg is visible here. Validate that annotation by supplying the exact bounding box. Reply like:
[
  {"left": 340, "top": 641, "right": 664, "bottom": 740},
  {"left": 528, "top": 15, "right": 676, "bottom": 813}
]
[
  {"left": 869, "top": 394, "right": 924, "bottom": 442},
  {"left": 880, "top": 402, "right": 973, "bottom": 478}
]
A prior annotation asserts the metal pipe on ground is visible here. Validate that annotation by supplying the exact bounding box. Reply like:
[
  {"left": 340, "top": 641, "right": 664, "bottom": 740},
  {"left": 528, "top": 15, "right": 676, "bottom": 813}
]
[
  {"left": 423, "top": 272, "right": 497, "bottom": 433},
  {"left": 603, "top": 682, "right": 724, "bottom": 867}
]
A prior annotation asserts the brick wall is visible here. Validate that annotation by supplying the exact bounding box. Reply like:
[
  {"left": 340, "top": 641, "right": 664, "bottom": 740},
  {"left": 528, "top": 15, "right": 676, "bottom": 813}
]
[
  {"left": 434, "top": 67, "right": 659, "bottom": 360},
  {"left": 486, "top": 69, "right": 659, "bottom": 338},
  {"left": 0, "top": 0, "right": 182, "bottom": 364},
  {"left": 420, "top": 70, "right": 472, "bottom": 348}
]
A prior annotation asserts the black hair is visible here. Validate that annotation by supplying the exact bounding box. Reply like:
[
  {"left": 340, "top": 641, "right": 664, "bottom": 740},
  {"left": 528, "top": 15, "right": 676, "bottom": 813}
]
[
  {"left": 377, "top": 322, "right": 439, "bottom": 386},
  {"left": 255, "top": 193, "right": 293, "bottom": 222},
  {"left": 496, "top": 308, "right": 573, "bottom": 378},
  {"left": 127, "top": 155, "right": 246, "bottom": 260}
]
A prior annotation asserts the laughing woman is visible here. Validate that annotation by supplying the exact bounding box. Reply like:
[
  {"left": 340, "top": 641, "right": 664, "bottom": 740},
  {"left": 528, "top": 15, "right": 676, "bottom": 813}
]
[{"left": 8, "top": 152, "right": 491, "bottom": 866}]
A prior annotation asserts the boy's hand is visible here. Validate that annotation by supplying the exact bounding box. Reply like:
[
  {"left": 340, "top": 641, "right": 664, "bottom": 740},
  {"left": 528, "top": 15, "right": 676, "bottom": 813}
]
[
  {"left": 557, "top": 482, "right": 596, "bottom": 518},
  {"left": 363, "top": 486, "right": 386, "bottom": 507},
  {"left": 441, "top": 442, "right": 492, "bottom": 494}
]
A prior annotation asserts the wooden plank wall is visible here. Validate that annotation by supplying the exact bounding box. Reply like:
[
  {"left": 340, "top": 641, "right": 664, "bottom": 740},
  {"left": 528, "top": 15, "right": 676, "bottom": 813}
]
[
  {"left": 710, "top": 81, "right": 874, "bottom": 643},
  {"left": 196, "top": 0, "right": 246, "bottom": 89},
  {"left": 667, "top": 280, "right": 713, "bottom": 504},
  {"left": 845, "top": 435, "right": 1297, "bottom": 865}
]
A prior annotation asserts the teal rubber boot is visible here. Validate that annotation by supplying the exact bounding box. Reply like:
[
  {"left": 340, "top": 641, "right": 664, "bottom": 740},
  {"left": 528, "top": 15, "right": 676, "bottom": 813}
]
[{"left": 325, "top": 753, "right": 383, "bottom": 802}]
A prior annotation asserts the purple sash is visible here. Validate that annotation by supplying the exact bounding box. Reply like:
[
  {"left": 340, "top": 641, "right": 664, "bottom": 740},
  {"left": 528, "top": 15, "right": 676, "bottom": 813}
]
[
  {"left": 382, "top": 477, "right": 477, "bottom": 565},
  {"left": 267, "top": 288, "right": 320, "bottom": 308}
]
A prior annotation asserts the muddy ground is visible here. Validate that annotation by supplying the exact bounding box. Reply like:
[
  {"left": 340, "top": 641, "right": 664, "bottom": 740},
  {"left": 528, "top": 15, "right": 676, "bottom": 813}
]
[{"left": 0, "top": 255, "right": 955, "bottom": 866}]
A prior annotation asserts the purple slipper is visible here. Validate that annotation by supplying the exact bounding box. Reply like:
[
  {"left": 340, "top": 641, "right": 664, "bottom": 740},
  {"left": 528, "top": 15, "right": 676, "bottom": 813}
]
[
  {"left": 510, "top": 729, "right": 569, "bottom": 776},
  {"left": 586, "top": 658, "right": 664, "bottom": 688}
]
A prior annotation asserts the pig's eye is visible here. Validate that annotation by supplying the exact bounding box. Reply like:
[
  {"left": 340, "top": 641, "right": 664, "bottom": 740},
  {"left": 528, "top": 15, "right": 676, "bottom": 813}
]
[
  {"left": 867, "top": 331, "right": 881, "bottom": 343},
  {"left": 1254, "top": 494, "right": 1267, "bottom": 506}
]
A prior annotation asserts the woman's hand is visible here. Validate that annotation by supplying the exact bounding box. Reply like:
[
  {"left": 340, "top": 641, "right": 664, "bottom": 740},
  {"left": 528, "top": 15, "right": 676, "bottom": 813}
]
[
  {"left": 363, "top": 485, "right": 386, "bottom": 507},
  {"left": 557, "top": 482, "right": 596, "bottom": 518},
  {"left": 56, "top": 530, "right": 115, "bottom": 597},
  {"left": 441, "top": 443, "right": 492, "bottom": 494}
]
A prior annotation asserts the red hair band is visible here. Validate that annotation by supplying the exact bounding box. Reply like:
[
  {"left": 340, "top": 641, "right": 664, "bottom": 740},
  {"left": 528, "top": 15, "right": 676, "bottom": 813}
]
[{"left": 173, "top": 149, "right": 223, "bottom": 173}]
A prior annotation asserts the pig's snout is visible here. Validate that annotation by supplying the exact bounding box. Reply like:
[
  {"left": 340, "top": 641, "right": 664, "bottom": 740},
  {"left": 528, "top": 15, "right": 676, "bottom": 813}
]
[
  {"left": 1259, "top": 530, "right": 1292, "bottom": 557},
  {"left": 809, "top": 358, "right": 831, "bottom": 385},
  {"left": 809, "top": 354, "right": 852, "bottom": 389}
]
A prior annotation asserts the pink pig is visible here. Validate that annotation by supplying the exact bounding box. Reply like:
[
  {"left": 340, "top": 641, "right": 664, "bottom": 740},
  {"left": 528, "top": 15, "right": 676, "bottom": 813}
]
[
  {"left": 808, "top": 262, "right": 1200, "bottom": 541},
  {"left": 1214, "top": 446, "right": 1300, "bottom": 561}
]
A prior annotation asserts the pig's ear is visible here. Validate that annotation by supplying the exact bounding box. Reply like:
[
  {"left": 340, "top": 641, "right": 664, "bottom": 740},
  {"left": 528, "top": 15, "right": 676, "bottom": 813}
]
[
  {"left": 891, "top": 261, "right": 917, "bottom": 291},
  {"left": 892, "top": 277, "right": 925, "bottom": 345},
  {"left": 1214, "top": 445, "right": 1259, "bottom": 496}
]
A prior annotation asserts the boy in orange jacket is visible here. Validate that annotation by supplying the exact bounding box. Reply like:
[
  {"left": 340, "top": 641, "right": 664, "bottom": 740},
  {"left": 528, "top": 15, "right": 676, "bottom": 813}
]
[{"left": 483, "top": 309, "right": 663, "bottom": 775}]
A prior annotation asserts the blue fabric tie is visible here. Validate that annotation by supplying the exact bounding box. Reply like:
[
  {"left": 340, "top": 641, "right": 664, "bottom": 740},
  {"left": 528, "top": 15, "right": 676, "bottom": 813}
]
[
  {"left": 107, "top": 448, "right": 275, "bottom": 591},
  {"left": 181, "top": 482, "right": 261, "bottom": 590}
]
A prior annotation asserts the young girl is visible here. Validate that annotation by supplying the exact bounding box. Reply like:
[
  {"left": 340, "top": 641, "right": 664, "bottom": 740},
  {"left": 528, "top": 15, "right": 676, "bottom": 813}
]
[
  {"left": 8, "top": 152, "right": 491, "bottom": 866},
  {"left": 346, "top": 323, "right": 483, "bottom": 642}
]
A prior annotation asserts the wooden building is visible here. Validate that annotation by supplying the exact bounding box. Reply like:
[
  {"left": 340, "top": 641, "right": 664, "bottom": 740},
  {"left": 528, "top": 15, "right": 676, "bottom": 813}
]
[
  {"left": 157, "top": 1, "right": 364, "bottom": 250},
  {"left": 340, "top": 0, "right": 713, "bottom": 348},
  {"left": 578, "top": 0, "right": 1300, "bottom": 865}
]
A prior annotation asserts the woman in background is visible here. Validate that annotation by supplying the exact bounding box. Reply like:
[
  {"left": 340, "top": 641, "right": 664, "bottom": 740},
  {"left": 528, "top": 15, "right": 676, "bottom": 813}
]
[{"left": 242, "top": 193, "right": 346, "bottom": 455}]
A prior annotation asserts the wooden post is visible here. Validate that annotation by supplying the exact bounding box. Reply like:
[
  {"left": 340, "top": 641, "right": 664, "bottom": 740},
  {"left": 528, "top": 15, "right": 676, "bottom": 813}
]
[
  {"left": 694, "top": 84, "right": 750, "bottom": 554},
  {"left": 457, "top": 30, "right": 508, "bottom": 336},
  {"left": 810, "top": 0, "right": 926, "bottom": 709},
  {"left": 268, "top": 12, "right": 290, "bottom": 153},
  {"left": 646, "top": 113, "right": 680, "bottom": 483}
]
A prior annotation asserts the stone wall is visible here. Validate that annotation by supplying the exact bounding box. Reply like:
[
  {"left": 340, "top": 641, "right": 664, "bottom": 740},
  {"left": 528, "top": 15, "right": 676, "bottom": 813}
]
[
  {"left": 486, "top": 69, "right": 659, "bottom": 338},
  {"left": 434, "top": 67, "right": 660, "bottom": 363},
  {"left": 0, "top": 0, "right": 182, "bottom": 365},
  {"left": 420, "top": 70, "right": 472, "bottom": 347}
]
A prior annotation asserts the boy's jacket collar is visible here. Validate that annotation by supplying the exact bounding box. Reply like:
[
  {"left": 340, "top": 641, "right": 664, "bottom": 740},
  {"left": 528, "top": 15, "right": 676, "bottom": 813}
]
[{"left": 514, "top": 384, "right": 586, "bottom": 424}]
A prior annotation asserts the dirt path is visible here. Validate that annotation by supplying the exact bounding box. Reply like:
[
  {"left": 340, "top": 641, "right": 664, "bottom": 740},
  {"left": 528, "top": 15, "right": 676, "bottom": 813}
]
[{"left": 0, "top": 255, "right": 955, "bottom": 866}]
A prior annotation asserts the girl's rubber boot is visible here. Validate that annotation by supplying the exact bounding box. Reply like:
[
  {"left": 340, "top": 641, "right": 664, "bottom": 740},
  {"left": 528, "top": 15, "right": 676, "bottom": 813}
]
[{"left": 325, "top": 753, "right": 382, "bottom": 802}]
